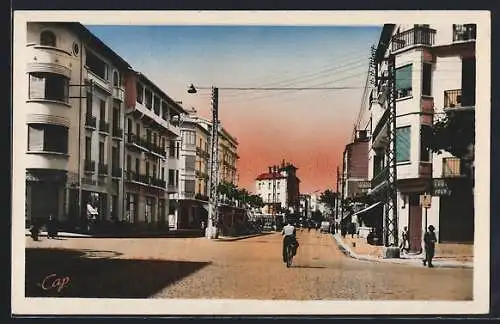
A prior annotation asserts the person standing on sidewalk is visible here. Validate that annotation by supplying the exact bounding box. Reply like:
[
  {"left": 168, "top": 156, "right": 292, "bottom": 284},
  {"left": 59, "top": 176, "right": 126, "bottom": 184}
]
[
  {"left": 423, "top": 225, "right": 437, "bottom": 268},
  {"left": 400, "top": 226, "right": 410, "bottom": 254}
]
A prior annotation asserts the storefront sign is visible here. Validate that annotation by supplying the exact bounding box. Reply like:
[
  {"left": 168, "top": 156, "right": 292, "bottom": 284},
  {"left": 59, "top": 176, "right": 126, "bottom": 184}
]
[
  {"left": 432, "top": 178, "right": 452, "bottom": 196},
  {"left": 358, "top": 180, "right": 371, "bottom": 189}
]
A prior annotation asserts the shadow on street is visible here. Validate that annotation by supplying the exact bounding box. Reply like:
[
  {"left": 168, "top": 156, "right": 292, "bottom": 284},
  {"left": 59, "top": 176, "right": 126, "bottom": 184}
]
[{"left": 25, "top": 248, "right": 211, "bottom": 298}]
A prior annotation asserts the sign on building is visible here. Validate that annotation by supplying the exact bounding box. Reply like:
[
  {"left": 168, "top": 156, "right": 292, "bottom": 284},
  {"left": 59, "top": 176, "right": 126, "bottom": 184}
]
[
  {"left": 420, "top": 194, "right": 432, "bottom": 208},
  {"left": 432, "top": 178, "right": 452, "bottom": 196}
]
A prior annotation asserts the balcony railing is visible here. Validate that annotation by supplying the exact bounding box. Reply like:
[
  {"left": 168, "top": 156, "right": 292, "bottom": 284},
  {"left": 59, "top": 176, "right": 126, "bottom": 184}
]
[
  {"left": 167, "top": 184, "right": 178, "bottom": 192},
  {"left": 444, "top": 89, "right": 475, "bottom": 109},
  {"left": 98, "top": 120, "right": 109, "bottom": 134},
  {"left": 84, "top": 159, "right": 95, "bottom": 172},
  {"left": 371, "top": 167, "right": 389, "bottom": 189},
  {"left": 112, "top": 167, "right": 122, "bottom": 178},
  {"left": 85, "top": 114, "right": 97, "bottom": 129},
  {"left": 150, "top": 178, "right": 166, "bottom": 188},
  {"left": 112, "top": 127, "right": 123, "bottom": 139},
  {"left": 443, "top": 157, "right": 462, "bottom": 177},
  {"left": 98, "top": 162, "right": 108, "bottom": 176},
  {"left": 453, "top": 24, "right": 476, "bottom": 42},
  {"left": 392, "top": 27, "right": 436, "bottom": 52},
  {"left": 124, "top": 170, "right": 166, "bottom": 188}
]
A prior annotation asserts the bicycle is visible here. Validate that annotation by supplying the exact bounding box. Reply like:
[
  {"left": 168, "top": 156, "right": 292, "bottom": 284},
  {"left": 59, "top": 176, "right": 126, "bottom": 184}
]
[{"left": 285, "top": 242, "right": 294, "bottom": 268}]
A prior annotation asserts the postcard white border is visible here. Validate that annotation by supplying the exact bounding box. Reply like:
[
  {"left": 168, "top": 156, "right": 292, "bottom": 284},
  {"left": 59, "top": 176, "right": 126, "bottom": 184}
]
[{"left": 12, "top": 10, "right": 491, "bottom": 315}]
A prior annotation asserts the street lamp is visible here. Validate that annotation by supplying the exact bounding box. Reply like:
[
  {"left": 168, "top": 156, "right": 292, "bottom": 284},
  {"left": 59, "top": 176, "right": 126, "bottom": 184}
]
[{"left": 187, "top": 83, "right": 220, "bottom": 239}]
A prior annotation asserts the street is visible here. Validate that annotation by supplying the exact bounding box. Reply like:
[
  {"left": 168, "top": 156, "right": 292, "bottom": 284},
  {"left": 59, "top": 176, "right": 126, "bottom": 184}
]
[{"left": 25, "top": 231, "right": 472, "bottom": 300}]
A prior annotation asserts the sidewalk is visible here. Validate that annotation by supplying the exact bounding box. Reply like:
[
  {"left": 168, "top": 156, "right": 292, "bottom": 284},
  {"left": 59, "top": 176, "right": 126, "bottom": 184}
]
[{"left": 332, "top": 233, "right": 473, "bottom": 269}]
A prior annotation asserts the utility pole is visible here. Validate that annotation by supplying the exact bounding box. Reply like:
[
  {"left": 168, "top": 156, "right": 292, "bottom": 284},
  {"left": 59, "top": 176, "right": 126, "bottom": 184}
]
[
  {"left": 336, "top": 165, "right": 340, "bottom": 231},
  {"left": 207, "top": 87, "right": 220, "bottom": 239},
  {"left": 384, "top": 54, "right": 399, "bottom": 249}
]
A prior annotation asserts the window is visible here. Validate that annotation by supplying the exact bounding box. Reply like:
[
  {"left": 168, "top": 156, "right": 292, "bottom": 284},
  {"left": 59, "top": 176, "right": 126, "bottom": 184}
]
[
  {"left": 153, "top": 164, "right": 157, "bottom": 179},
  {"left": 153, "top": 96, "right": 160, "bottom": 115},
  {"left": 277, "top": 181, "right": 280, "bottom": 189},
  {"left": 161, "top": 168, "right": 165, "bottom": 180},
  {"left": 86, "top": 91, "right": 93, "bottom": 114},
  {"left": 136, "top": 82, "right": 143, "bottom": 103},
  {"left": 29, "top": 72, "right": 69, "bottom": 103},
  {"left": 99, "top": 141, "right": 105, "bottom": 163},
  {"left": 135, "top": 158, "right": 140, "bottom": 174},
  {"left": 420, "top": 125, "right": 431, "bottom": 162},
  {"left": 161, "top": 102, "right": 169, "bottom": 121},
  {"left": 127, "top": 119, "right": 132, "bottom": 134},
  {"left": 112, "top": 146, "right": 119, "bottom": 169},
  {"left": 113, "top": 106, "right": 120, "bottom": 129},
  {"left": 113, "top": 71, "right": 119, "bottom": 87},
  {"left": 146, "top": 129, "right": 151, "bottom": 143},
  {"left": 85, "top": 136, "right": 92, "bottom": 160},
  {"left": 85, "top": 50, "right": 107, "bottom": 80},
  {"left": 185, "top": 155, "right": 196, "bottom": 171},
  {"left": 153, "top": 133, "right": 157, "bottom": 145},
  {"left": 268, "top": 193, "right": 271, "bottom": 202},
  {"left": 99, "top": 100, "right": 106, "bottom": 121},
  {"left": 40, "top": 30, "right": 56, "bottom": 47},
  {"left": 136, "top": 123, "right": 141, "bottom": 138},
  {"left": 169, "top": 140, "right": 176, "bottom": 158},
  {"left": 176, "top": 142, "right": 180, "bottom": 158},
  {"left": 175, "top": 170, "right": 179, "bottom": 186},
  {"left": 185, "top": 180, "right": 195, "bottom": 194},
  {"left": 198, "top": 183, "right": 202, "bottom": 194},
  {"left": 268, "top": 182, "right": 271, "bottom": 189},
  {"left": 28, "top": 124, "right": 68, "bottom": 154},
  {"left": 422, "top": 63, "right": 432, "bottom": 96},
  {"left": 146, "top": 161, "right": 150, "bottom": 177},
  {"left": 396, "top": 126, "right": 411, "bottom": 162},
  {"left": 395, "top": 64, "right": 412, "bottom": 99},
  {"left": 126, "top": 154, "right": 131, "bottom": 171},
  {"left": 462, "top": 57, "right": 476, "bottom": 106},
  {"left": 145, "top": 88, "right": 152, "bottom": 109},
  {"left": 168, "top": 169, "right": 175, "bottom": 185},
  {"left": 161, "top": 138, "right": 166, "bottom": 150}
]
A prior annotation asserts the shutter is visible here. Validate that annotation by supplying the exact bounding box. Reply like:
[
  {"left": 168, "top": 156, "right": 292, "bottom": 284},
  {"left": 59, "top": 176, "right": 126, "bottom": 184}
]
[
  {"left": 28, "top": 124, "right": 44, "bottom": 151},
  {"left": 29, "top": 74, "right": 46, "bottom": 99}
]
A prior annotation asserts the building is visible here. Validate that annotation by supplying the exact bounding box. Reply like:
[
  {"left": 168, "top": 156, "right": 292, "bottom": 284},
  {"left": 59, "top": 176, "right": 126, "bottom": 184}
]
[
  {"left": 368, "top": 23, "right": 476, "bottom": 251},
  {"left": 341, "top": 130, "right": 371, "bottom": 201},
  {"left": 218, "top": 127, "right": 239, "bottom": 185},
  {"left": 255, "top": 161, "right": 301, "bottom": 214},
  {"left": 123, "top": 71, "right": 186, "bottom": 230},
  {"left": 298, "top": 194, "right": 312, "bottom": 220},
  {"left": 24, "top": 22, "right": 131, "bottom": 227}
]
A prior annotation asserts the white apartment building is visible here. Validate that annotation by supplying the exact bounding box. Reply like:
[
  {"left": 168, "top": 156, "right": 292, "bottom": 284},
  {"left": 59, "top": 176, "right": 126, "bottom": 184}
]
[
  {"left": 24, "top": 22, "right": 130, "bottom": 227},
  {"left": 124, "top": 72, "right": 186, "bottom": 230},
  {"left": 255, "top": 162, "right": 300, "bottom": 214},
  {"left": 368, "top": 23, "right": 476, "bottom": 251}
]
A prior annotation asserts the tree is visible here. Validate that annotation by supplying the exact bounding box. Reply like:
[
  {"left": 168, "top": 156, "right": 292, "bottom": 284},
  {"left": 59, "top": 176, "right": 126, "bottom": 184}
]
[
  {"left": 311, "top": 210, "right": 324, "bottom": 223},
  {"left": 425, "top": 110, "right": 475, "bottom": 186},
  {"left": 319, "top": 189, "right": 337, "bottom": 214}
]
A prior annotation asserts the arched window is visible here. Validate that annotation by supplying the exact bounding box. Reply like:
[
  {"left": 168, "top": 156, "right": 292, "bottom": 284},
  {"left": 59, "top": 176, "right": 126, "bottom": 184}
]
[
  {"left": 40, "top": 30, "right": 56, "bottom": 47},
  {"left": 113, "top": 71, "right": 119, "bottom": 87}
]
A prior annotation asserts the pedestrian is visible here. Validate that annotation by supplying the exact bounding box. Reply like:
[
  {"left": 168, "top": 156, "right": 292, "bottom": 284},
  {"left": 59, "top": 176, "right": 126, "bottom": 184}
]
[
  {"left": 399, "top": 226, "right": 410, "bottom": 253},
  {"left": 47, "top": 214, "right": 58, "bottom": 239},
  {"left": 423, "top": 225, "right": 437, "bottom": 268}
]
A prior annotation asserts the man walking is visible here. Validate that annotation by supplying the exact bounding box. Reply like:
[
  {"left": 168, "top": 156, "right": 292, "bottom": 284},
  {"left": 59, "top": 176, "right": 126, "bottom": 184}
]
[
  {"left": 423, "top": 225, "right": 437, "bottom": 268},
  {"left": 400, "top": 226, "right": 410, "bottom": 254}
]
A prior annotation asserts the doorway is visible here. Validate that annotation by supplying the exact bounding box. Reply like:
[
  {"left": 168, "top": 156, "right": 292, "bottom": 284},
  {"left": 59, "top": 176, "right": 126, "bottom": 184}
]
[{"left": 408, "top": 193, "right": 423, "bottom": 253}]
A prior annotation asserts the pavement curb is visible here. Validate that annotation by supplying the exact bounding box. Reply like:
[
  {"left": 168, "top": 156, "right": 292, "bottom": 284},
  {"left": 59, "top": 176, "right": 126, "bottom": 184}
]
[{"left": 331, "top": 234, "right": 473, "bottom": 269}]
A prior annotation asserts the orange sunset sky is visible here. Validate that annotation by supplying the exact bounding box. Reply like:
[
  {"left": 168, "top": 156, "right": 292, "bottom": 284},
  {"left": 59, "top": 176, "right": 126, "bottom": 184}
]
[{"left": 87, "top": 24, "right": 382, "bottom": 193}]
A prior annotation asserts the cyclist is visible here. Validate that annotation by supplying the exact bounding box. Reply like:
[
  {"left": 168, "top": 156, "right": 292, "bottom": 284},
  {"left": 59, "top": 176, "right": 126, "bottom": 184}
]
[{"left": 281, "top": 221, "right": 299, "bottom": 263}]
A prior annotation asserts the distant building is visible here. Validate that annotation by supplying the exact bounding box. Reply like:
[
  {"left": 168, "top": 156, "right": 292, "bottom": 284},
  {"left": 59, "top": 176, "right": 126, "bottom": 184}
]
[{"left": 255, "top": 160, "right": 300, "bottom": 214}]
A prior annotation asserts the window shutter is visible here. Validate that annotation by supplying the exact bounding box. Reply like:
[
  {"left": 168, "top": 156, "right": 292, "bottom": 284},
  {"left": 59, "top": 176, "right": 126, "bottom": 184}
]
[
  {"left": 28, "top": 124, "right": 44, "bottom": 151},
  {"left": 396, "top": 127, "right": 411, "bottom": 162},
  {"left": 29, "top": 75, "right": 46, "bottom": 99}
]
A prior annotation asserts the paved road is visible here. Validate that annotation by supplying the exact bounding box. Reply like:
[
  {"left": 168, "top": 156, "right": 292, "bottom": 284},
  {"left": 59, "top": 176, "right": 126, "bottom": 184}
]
[{"left": 25, "top": 230, "right": 472, "bottom": 300}]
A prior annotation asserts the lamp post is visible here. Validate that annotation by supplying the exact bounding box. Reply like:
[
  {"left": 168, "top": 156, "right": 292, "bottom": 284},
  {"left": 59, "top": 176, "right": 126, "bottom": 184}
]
[{"left": 188, "top": 84, "right": 220, "bottom": 239}]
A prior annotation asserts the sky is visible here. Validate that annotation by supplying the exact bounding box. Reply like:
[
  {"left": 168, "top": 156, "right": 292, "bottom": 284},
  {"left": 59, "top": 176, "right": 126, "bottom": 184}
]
[{"left": 86, "top": 25, "right": 382, "bottom": 194}]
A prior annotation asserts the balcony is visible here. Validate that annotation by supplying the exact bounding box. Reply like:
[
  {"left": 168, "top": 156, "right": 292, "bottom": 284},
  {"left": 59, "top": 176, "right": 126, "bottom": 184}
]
[
  {"left": 26, "top": 44, "right": 72, "bottom": 79},
  {"left": 84, "top": 159, "right": 95, "bottom": 173},
  {"left": 98, "top": 120, "right": 110, "bottom": 134},
  {"left": 443, "top": 157, "right": 464, "bottom": 177},
  {"left": 86, "top": 70, "right": 112, "bottom": 94},
  {"left": 453, "top": 24, "right": 476, "bottom": 42},
  {"left": 391, "top": 26, "right": 436, "bottom": 52},
  {"left": 98, "top": 162, "right": 108, "bottom": 176},
  {"left": 112, "top": 86, "right": 125, "bottom": 102},
  {"left": 85, "top": 114, "right": 97, "bottom": 130},
  {"left": 147, "top": 142, "right": 166, "bottom": 159},
  {"left": 112, "top": 167, "right": 122, "bottom": 178},
  {"left": 126, "top": 133, "right": 149, "bottom": 151},
  {"left": 150, "top": 178, "right": 166, "bottom": 189},
  {"left": 371, "top": 167, "right": 389, "bottom": 189},
  {"left": 444, "top": 89, "right": 475, "bottom": 110},
  {"left": 371, "top": 109, "right": 390, "bottom": 149},
  {"left": 112, "top": 127, "right": 123, "bottom": 139}
]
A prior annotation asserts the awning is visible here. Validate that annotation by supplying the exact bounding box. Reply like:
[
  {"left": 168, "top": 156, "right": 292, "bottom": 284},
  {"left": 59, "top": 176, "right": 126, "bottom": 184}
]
[{"left": 353, "top": 201, "right": 383, "bottom": 217}]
